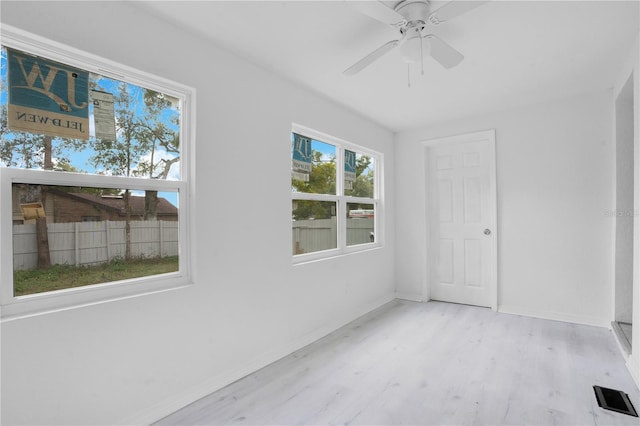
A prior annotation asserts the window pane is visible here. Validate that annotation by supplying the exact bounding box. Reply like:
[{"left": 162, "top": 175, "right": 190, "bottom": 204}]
[
  {"left": 292, "top": 200, "right": 337, "bottom": 255},
  {"left": 291, "top": 135, "right": 336, "bottom": 195},
  {"left": 347, "top": 203, "right": 375, "bottom": 246},
  {"left": 0, "top": 47, "right": 181, "bottom": 180},
  {"left": 12, "top": 183, "right": 179, "bottom": 296},
  {"left": 344, "top": 152, "right": 374, "bottom": 198}
]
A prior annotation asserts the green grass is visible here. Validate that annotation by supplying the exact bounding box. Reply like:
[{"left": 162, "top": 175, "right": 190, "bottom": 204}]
[{"left": 14, "top": 256, "right": 179, "bottom": 297}]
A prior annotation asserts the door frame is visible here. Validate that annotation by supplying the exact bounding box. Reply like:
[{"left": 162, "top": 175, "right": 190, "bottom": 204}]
[{"left": 421, "top": 129, "right": 498, "bottom": 311}]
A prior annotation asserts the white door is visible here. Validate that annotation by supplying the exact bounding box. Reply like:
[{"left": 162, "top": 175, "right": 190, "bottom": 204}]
[{"left": 426, "top": 131, "right": 497, "bottom": 308}]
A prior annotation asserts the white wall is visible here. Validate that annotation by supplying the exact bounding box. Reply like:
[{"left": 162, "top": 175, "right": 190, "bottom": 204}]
[
  {"left": 395, "top": 90, "right": 615, "bottom": 327},
  {"left": 0, "top": 2, "right": 396, "bottom": 425}
]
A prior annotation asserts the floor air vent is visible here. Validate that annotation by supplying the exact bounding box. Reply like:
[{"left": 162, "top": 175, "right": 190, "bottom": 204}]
[{"left": 593, "top": 386, "right": 638, "bottom": 417}]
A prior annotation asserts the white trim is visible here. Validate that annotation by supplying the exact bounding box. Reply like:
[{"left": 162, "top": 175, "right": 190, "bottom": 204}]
[
  {"left": 609, "top": 89, "right": 620, "bottom": 326},
  {"left": 611, "top": 322, "right": 632, "bottom": 361},
  {"left": 498, "top": 304, "right": 610, "bottom": 328},
  {"left": 627, "top": 355, "right": 640, "bottom": 390},
  {"left": 0, "top": 26, "right": 197, "bottom": 320},
  {"left": 632, "top": 34, "right": 640, "bottom": 391},
  {"left": 421, "top": 129, "right": 498, "bottom": 311},
  {"left": 290, "top": 192, "right": 338, "bottom": 202},
  {"left": 421, "top": 129, "right": 496, "bottom": 148},
  {"left": 394, "top": 292, "right": 424, "bottom": 302}
]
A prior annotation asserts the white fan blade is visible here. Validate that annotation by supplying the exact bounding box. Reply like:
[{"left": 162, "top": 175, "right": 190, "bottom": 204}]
[
  {"left": 343, "top": 39, "right": 401, "bottom": 76},
  {"left": 428, "top": 0, "right": 489, "bottom": 25},
  {"left": 348, "top": 0, "right": 406, "bottom": 26},
  {"left": 426, "top": 34, "right": 464, "bottom": 69}
]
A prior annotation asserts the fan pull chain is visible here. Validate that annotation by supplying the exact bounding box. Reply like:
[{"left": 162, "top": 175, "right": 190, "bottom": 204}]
[{"left": 407, "top": 63, "right": 411, "bottom": 88}]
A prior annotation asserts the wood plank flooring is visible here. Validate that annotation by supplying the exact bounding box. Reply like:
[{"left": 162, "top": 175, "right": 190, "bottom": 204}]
[{"left": 155, "top": 300, "right": 640, "bottom": 425}]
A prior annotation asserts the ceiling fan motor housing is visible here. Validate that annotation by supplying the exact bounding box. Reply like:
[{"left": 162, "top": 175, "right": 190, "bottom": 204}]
[{"left": 395, "top": 0, "right": 431, "bottom": 27}]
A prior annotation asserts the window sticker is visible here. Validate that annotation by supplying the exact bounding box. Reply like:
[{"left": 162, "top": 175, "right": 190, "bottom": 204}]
[
  {"left": 344, "top": 149, "right": 356, "bottom": 190},
  {"left": 292, "top": 132, "right": 312, "bottom": 182},
  {"left": 91, "top": 90, "right": 116, "bottom": 141},
  {"left": 7, "top": 48, "right": 89, "bottom": 139}
]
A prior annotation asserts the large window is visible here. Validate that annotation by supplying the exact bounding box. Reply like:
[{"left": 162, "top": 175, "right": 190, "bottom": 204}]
[
  {"left": 291, "top": 124, "right": 381, "bottom": 261},
  {"left": 0, "top": 27, "right": 194, "bottom": 318}
]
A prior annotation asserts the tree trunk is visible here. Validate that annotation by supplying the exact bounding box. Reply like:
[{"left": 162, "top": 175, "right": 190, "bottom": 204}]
[
  {"left": 144, "top": 190, "right": 158, "bottom": 220},
  {"left": 19, "top": 184, "right": 51, "bottom": 269},
  {"left": 124, "top": 189, "right": 132, "bottom": 260},
  {"left": 39, "top": 137, "right": 53, "bottom": 268},
  {"left": 43, "top": 135, "right": 53, "bottom": 170},
  {"left": 36, "top": 217, "right": 51, "bottom": 269}
]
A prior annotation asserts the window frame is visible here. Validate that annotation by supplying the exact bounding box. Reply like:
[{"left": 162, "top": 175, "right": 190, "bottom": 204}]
[
  {"left": 291, "top": 123, "right": 383, "bottom": 264},
  {"left": 0, "top": 25, "right": 196, "bottom": 320}
]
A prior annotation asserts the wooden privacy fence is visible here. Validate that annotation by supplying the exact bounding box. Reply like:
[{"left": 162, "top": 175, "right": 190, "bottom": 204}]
[
  {"left": 292, "top": 218, "right": 374, "bottom": 255},
  {"left": 13, "top": 220, "right": 178, "bottom": 271}
]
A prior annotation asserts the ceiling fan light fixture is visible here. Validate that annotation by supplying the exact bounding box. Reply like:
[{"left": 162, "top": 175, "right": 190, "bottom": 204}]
[{"left": 399, "top": 32, "right": 424, "bottom": 63}]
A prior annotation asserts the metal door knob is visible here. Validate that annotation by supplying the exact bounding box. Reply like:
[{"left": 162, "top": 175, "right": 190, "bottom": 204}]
[{"left": 483, "top": 229, "right": 491, "bottom": 235}]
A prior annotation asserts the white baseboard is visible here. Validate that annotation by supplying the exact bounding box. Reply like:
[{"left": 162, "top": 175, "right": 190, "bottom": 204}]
[
  {"left": 627, "top": 355, "right": 640, "bottom": 391},
  {"left": 498, "top": 304, "right": 610, "bottom": 328},
  {"left": 119, "top": 293, "right": 396, "bottom": 426},
  {"left": 394, "top": 292, "right": 424, "bottom": 302},
  {"left": 611, "top": 321, "right": 632, "bottom": 355}
]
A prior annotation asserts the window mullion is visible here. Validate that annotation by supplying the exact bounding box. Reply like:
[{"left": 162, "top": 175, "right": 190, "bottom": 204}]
[
  {"left": 336, "top": 147, "right": 344, "bottom": 197},
  {"left": 345, "top": 196, "right": 377, "bottom": 204},
  {"left": 291, "top": 192, "right": 339, "bottom": 202},
  {"left": 338, "top": 197, "right": 347, "bottom": 250}
]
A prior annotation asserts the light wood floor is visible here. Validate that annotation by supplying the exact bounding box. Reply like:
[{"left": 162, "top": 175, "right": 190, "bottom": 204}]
[{"left": 156, "top": 300, "right": 640, "bottom": 425}]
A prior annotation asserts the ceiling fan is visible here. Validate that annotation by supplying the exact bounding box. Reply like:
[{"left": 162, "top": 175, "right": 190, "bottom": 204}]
[{"left": 344, "top": 0, "right": 487, "bottom": 78}]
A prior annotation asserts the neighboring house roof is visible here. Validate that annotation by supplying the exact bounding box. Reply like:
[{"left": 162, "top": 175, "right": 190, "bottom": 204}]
[{"left": 48, "top": 189, "right": 178, "bottom": 217}]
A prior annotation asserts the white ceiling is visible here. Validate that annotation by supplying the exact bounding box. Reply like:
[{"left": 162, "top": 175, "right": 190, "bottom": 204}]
[{"left": 137, "top": 0, "right": 639, "bottom": 132}]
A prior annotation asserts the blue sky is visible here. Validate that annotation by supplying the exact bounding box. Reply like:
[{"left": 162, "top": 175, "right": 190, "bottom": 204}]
[{"left": 312, "top": 139, "right": 336, "bottom": 161}]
